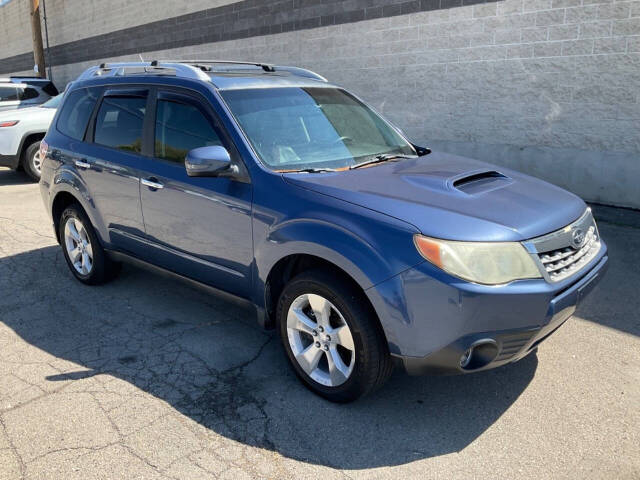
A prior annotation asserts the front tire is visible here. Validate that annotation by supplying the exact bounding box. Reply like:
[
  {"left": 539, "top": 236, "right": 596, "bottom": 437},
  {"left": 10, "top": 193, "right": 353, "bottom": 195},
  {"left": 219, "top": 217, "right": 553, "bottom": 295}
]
[
  {"left": 277, "top": 269, "right": 393, "bottom": 402},
  {"left": 59, "top": 204, "right": 120, "bottom": 285},
  {"left": 22, "top": 140, "right": 42, "bottom": 181}
]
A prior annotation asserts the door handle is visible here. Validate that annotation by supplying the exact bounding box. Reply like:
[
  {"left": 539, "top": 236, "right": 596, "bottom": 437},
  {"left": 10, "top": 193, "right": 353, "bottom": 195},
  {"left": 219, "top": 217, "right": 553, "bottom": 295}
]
[
  {"left": 141, "top": 178, "right": 164, "bottom": 190},
  {"left": 74, "top": 159, "right": 91, "bottom": 169}
]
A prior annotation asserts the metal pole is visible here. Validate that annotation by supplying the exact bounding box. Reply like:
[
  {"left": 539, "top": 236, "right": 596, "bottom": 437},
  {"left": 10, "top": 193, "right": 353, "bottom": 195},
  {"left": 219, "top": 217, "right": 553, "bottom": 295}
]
[{"left": 41, "top": 0, "right": 53, "bottom": 81}]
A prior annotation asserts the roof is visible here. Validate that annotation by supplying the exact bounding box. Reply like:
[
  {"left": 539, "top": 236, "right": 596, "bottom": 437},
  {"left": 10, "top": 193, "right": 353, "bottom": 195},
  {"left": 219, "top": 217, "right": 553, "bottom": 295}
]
[{"left": 75, "top": 61, "right": 334, "bottom": 90}]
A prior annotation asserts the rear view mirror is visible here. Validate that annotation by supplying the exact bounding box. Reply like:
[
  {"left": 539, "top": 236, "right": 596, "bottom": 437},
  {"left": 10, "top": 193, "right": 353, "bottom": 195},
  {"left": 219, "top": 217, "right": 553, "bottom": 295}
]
[{"left": 185, "top": 146, "right": 237, "bottom": 177}]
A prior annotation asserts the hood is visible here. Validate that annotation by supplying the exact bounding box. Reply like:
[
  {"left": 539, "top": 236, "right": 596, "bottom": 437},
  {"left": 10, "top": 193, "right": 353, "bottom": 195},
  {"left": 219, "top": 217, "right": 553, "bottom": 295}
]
[{"left": 283, "top": 151, "right": 586, "bottom": 242}]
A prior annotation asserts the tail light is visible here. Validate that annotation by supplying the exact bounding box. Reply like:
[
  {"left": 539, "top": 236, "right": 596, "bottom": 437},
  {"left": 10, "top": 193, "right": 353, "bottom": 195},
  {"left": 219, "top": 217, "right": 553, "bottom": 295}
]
[
  {"left": 39, "top": 139, "right": 49, "bottom": 160},
  {"left": 0, "top": 120, "right": 19, "bottom": 127}
]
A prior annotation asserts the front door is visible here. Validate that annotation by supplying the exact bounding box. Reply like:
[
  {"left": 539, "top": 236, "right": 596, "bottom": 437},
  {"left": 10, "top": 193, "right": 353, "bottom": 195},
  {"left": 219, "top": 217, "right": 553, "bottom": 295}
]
[{"left": 137, "top": 89, "right": 253, "bottom": 297}]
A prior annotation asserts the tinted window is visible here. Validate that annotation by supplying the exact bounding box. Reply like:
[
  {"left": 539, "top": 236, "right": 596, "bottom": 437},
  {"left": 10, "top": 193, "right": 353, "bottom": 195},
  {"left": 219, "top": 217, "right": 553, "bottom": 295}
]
[
  {"left": 94, "top": 96, "right": 146, "bottom": 153},
  {"left": 154, "top": 99, "right": 221, "bottom": 162},
  {"left": 19, "top": 87, "right": 39, "bottom": 100},
  {"left": 0, "top": 86, "right": 18, "bottom": 101},
  {"left": 42, "top": 82, "right": 59, "bottom": 96},
  {"left": 57, "top": 88, "right": 99, "bottom": 140}
]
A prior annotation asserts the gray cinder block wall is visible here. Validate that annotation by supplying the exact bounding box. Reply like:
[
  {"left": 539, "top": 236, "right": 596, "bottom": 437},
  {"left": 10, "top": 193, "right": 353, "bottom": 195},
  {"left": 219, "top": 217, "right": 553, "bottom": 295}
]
[{"left": 1, "top": 0, "right": 639, "bottom": 209}]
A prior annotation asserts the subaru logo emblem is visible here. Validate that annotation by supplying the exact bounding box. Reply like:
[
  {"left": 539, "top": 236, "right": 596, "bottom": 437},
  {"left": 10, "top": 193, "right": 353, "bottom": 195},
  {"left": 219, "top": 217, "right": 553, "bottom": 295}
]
[{"left": 571, "top": 228, "right": 585, "bottom": 248}]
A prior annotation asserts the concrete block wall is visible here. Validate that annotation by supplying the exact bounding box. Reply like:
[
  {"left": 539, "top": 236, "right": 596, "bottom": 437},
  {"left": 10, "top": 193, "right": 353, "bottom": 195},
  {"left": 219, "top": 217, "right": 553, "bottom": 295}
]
[
  {"left": 1, "top": 0, "right": 639, "bottom": 208},
  {"left": 0, "top": 0, "right": 32, "bottom": 69}
]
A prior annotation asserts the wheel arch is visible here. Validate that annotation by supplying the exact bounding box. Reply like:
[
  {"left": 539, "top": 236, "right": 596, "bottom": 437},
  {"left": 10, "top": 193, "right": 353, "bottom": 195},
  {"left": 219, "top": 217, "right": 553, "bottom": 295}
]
[
  {"left": 18, "top": 131, "right": 46, "bottom": 166},
  {"left": 51, "top": 191, "right": 82, "bottom": 243},
  {"left": 49, "top": 174, "right": 106, "bottom": 246},
  {"left": 263, "top": 253, "right": 390, "bottom": 344}
]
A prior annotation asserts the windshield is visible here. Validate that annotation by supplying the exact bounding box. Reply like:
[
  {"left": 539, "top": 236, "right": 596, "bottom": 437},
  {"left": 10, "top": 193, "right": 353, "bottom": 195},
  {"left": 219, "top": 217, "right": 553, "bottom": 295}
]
[
  {"left": 41, "top": 95, "right": 62, "bottom": 109},
  {"left": 221, "top": 87, "right": 416, "bottom": 171}
]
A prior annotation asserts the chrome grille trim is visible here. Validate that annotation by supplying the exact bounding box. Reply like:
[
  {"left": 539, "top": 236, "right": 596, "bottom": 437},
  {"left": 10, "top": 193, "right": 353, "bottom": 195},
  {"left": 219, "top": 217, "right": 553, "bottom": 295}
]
[{"left": 523, "top": 209, "right": 602, "bottom": 283}]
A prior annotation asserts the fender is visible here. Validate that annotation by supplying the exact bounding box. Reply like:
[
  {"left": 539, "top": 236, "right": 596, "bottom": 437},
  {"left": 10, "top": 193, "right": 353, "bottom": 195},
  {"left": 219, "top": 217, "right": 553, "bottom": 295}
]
[
  {"left": 253, "top": 213, "right": 425, "bottom": 347},
  {"left": 256, "top": 217, "right": 388, "bottom": 291},
  {"left": 17, "top": 129, "right": 47, "bottom": 158},
  {"left": 49, "top": 165, "right": 109, "bottom": 245}
]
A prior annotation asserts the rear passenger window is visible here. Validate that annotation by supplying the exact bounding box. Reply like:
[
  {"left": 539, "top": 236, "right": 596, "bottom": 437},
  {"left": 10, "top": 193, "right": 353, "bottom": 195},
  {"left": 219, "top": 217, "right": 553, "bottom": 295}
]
[
  {"left": 57, "top": 88, "right": 99, "bottom": 140},
  {"left": 0, "top": 86, "right": 18, "bottom": 101},
  {"left": 155, "top": 99, "right": 221, "bottom": 162},
  {"left": 94, "top": 96, "right": 146, "bottom": 153}
]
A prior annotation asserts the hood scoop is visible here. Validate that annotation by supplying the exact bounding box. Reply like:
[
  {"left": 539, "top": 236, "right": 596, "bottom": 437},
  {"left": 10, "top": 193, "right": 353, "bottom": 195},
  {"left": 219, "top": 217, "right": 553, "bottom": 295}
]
[{"left": 452, "top": 170, "right": 511, "bottom": 195}]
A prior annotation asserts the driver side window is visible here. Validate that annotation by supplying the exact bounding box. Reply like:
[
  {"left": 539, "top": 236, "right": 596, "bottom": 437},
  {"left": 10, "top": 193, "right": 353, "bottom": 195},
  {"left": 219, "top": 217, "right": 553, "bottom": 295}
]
[{"left": 154, "top": 99, "right": 221, "bottom": 163}]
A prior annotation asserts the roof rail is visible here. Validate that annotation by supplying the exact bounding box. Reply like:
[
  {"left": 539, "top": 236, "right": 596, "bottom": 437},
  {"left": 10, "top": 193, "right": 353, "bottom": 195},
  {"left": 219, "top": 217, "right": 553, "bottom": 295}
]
[
  {"left": 273, "top": 66, "right": 327, "bottom": 82},
  {"left": 160, "top": 59, "right": 276, "bottom": 72},
  {"left": 76, "top": 62, "right": 210, "bottom": 82},
  {"left": 76, "top": 60, "right": 328, "bottom": 84},
  {"left": 162, "top": 60, "right": 327, "bottom": 82}
]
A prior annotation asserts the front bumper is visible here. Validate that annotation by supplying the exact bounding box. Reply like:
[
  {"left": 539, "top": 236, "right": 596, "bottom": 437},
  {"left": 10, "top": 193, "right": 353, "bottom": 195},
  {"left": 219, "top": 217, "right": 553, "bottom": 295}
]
[{"left": 366, "top": 243, "right": 608, "bottom": 375}]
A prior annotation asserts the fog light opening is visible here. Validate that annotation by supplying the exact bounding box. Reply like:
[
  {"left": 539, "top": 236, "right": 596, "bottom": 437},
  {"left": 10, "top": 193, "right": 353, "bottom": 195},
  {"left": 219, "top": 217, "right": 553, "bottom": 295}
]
[{"left": 459, "top": 339, "right": 499, "bottom": 371}]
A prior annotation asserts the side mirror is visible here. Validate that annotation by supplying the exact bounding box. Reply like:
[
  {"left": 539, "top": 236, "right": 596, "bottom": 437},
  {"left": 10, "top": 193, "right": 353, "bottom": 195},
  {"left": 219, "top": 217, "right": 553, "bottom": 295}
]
[{"left": 185, "top": 146, "right": 238, "bottom": 177}]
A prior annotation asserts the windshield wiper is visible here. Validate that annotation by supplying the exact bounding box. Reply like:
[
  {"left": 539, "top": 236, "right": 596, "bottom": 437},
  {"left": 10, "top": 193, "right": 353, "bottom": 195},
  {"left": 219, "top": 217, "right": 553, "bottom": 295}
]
[
  {"left": 349, "top": 154, "right": 414, "bottom": 170},
  {"left": 288, "top": 167, "right": 338, "bottom": 173}
]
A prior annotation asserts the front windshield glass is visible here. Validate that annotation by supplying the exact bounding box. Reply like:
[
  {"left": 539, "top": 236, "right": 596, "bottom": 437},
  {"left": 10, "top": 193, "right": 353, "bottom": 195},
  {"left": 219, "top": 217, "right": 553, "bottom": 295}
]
[
  {"left": 221, "top": 87, "right": 416, "bottom": 171},
  {"left": 41, "top": 95, "right": 62, "bottom": 108}
]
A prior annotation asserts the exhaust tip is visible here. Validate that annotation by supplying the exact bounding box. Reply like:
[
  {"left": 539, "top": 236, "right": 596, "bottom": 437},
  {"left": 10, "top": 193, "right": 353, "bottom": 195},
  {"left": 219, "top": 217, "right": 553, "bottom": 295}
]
[{"left": 459, "top": 339, "right": 499, "bottom": 371}]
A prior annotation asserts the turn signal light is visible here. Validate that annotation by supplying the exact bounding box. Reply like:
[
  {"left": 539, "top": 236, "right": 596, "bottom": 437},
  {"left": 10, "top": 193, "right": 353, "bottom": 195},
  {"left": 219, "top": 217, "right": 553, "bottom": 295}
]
[
  {"left": 0, "top": 120, "right": 19, "bottom": 127},
  {"left": 414, "top": 235, "right": 443, "bottom": 268}
]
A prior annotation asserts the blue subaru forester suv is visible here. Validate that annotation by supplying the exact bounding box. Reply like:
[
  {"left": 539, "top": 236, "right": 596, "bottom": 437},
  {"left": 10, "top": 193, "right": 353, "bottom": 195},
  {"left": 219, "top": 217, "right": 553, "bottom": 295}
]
[{"left": 39, "top": 61, "right": 608, "bottom": 402}]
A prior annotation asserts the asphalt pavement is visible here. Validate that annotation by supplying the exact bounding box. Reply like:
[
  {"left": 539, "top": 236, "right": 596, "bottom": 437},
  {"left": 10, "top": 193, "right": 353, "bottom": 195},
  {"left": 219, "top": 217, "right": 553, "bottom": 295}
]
[{"left": 0, "top": 167, "right": 638, "bottom": 479}]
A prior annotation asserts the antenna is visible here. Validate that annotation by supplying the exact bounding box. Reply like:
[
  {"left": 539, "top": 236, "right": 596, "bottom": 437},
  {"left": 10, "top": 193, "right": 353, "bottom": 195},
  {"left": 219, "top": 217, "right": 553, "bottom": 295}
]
[{"left": 138, "top": 54, "right": 145, "bottom": 62}]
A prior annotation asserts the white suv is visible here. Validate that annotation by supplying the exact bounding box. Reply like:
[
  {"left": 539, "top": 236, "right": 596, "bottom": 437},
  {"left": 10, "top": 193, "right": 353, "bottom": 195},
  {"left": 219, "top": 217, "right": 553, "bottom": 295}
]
[
  {"left": 0, "top": 95, "right": 60, "bottom": 180},
  {"left": 0, "top": 77, "right": 58, "bottom": 112}
]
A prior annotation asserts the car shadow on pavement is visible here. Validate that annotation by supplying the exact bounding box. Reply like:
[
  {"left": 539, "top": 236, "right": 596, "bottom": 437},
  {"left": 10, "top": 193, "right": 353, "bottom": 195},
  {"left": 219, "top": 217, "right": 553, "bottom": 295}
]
[
  {"left": 0, "top": 245, "right": 538, "bottom": 469},
  {"left": 0, "top": 168, "right": 33, "bottom": 186}
]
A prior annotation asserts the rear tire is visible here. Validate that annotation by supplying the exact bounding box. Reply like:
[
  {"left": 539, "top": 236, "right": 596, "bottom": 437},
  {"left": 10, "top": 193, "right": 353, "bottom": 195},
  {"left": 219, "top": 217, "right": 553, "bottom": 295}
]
[
  {"left": 277, "top": 269, "right": 393, "bottom": 402},
  {"left": 59, "top": 204, "right": 120, "bottom": 285},
  {"left": 22, "top": 141, "right": 42, "bottom": 181}
]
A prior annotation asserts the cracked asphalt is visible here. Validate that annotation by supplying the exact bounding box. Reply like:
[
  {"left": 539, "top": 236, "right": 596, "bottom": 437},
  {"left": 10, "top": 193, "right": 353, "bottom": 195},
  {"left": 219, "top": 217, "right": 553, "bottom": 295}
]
[{"left": 0, "top": 167, "right": 638, "bottom": 480}]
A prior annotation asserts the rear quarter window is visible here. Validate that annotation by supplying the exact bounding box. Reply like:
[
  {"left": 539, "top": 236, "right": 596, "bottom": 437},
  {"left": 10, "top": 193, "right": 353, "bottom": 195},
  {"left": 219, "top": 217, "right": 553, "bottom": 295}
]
[{"left": 56, "top": 88, "right": 100, "bottom": 140}]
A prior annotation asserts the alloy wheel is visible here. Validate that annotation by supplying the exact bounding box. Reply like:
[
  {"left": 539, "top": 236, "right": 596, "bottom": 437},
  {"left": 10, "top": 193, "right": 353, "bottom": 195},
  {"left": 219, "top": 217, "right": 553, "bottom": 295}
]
[
  {"left": 286, "top": 293, "right": 356, "bottom": 387},
  {"left": 31, "top": 149, "right": 42, "bottom": 174},
  {"left": 64, "top": 217, "right": 93, "bottom": 275}
]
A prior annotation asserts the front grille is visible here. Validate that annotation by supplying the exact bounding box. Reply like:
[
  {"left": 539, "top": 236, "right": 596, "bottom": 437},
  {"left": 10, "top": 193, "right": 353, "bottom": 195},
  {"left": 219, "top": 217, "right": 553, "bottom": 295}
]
[
  {"left": 526, "top": 209, "right": 602, "bottom": 283},
  {"left": 538, "top": 225, "right": 600, "bottom": 282}
]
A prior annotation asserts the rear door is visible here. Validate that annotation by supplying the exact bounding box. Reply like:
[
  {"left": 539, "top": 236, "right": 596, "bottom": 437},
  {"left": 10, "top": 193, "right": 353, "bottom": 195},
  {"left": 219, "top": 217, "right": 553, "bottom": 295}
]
[
  {"left": 70, "top": 86, "right": 148, "bottom": 253},
  {"left": 137, "top": 88, "right": 253, "bottom": 297}
]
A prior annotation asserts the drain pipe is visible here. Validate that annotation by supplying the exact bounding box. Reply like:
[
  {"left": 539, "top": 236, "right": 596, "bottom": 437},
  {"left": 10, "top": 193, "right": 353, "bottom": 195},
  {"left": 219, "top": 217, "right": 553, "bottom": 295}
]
[{"left": 41, "top": 0, "right": 53, "bottom": 82}]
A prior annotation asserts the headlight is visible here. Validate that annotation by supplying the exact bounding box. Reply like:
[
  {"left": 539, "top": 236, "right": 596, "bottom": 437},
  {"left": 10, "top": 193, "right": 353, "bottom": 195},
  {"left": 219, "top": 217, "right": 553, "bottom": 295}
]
[{"left": 414, "top": 235, "right": 541, "bottom": 285}]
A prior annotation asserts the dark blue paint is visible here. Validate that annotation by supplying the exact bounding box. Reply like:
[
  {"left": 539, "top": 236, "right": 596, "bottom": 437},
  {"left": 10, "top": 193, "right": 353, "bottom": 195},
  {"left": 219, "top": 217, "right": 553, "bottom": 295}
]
[{"left": 40, "top": 71, "right": 608, "bottom": 371}]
